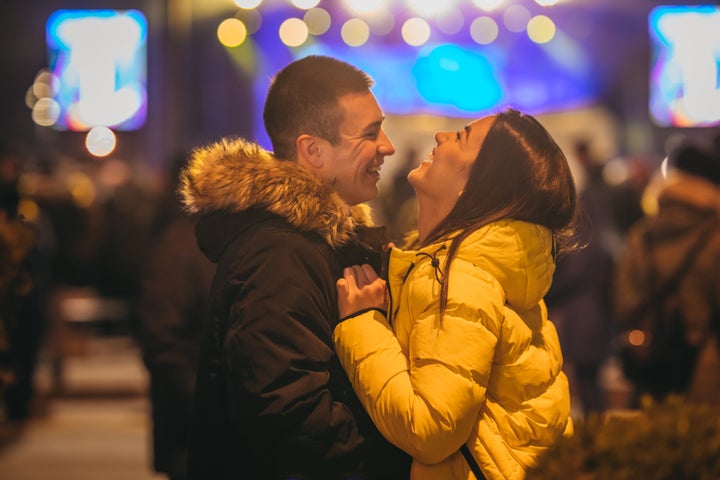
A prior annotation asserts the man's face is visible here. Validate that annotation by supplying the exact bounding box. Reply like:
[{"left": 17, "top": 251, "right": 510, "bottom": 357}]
[{"left": 319, "top": 92, "right": 395, "bottom": 206}]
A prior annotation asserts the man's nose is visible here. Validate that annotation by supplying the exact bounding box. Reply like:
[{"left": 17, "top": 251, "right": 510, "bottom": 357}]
[{"left": 378, "top": 129, "right": 396, "bottom": 156}]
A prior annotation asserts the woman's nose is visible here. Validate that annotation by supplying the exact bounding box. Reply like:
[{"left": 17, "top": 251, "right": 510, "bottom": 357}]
[{"left": 434, "top": 131, "right": 449, "bottom": 143}]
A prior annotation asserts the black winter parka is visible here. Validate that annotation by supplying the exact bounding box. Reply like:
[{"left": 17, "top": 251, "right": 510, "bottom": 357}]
[{"left": 180, "top": 138, "right": 410, "bottom": 480}]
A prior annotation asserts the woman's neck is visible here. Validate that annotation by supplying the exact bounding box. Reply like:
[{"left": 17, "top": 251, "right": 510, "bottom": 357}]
[{"left": 416, "top": 196, "right": 454, "bottom": 244}]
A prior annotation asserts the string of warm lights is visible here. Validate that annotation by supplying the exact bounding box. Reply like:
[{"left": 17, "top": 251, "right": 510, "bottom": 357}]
[{"left": 218, "top": 0, "right": 562, "bottom": 49}]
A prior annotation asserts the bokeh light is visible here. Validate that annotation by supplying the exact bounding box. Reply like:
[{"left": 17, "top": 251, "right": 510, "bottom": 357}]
[
  {"left": 85, "top": 126, "right": 117, "bottom": 157},
  {"left": 279, "top": 18, "right": 309, "bottom": 47},
  {"left": 527, "top": 15, "right": 556, "bottom": 43},
  {"left": 366, "top": 11, "right": 395, "bottom": 36},
  {"left": 31, "top": 97, "right": 61, "bottom": 126},
  {"left": 401, "top": 17, "right": 431, "bottom": 46},
  {"left": 304, "top": 8, "right": 331, "bottom": 36},
  {"left": 341, "top": 18, "right": 370, "bottom": 47},
  {"left": 535, "top": 0, "right": 560, "bottom": 6},
  {"left": 406, "top": 0, "right": 455, "bottom": 18},
  {"left": 236, "top": 9, "right": 262, "bottom": 34},
  {"left": 217, "top": 18, "right": 248, "bottom": 47},
  {"left": 436, "top": 8, "right": 465, "bottom": 35},
  {"left": 503, "top": 5, "right": 531, "bottom": 33},
  {"left": 472, "top": 0, "right": 504, "bottom": 11},
  {"left": 342, "top": 0, "right": 387, "bottom": 16},
  {"left": 233, "top": 0, "right": 262, "bottom": 9},
  {"left": 32, "top": 70, "right": 59, "bottom": 99},
  {"left": 291, "top": 0, "right": 320, "bottom": 9},
  {"left": 66, "top": 172, "right": 96, "bottom": 208},
  {"left": 470, "top": 16, "right": 499, "bottom": 44}
]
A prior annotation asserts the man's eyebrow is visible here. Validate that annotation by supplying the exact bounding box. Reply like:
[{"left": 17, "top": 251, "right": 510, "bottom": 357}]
[{"left": 363, "top": 119, "right": 384, "bottom": 132}]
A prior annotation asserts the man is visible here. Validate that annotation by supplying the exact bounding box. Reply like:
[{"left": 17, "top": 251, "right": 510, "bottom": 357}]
[{"left": 180, "top": 56, "right": 410, "bottom": 479}]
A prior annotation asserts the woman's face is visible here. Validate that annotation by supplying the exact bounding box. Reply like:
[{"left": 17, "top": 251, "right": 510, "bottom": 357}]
[{"left": 408, "top": 115, "right": 496, "bottom": 204}]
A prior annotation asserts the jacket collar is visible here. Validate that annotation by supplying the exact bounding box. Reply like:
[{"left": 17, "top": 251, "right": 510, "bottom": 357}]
[
  {"left": 387, "top": 220, "right": 555, "bottom": 313},
  {"left": 179, "top": 137, "right": 373, "bottom": 248}
]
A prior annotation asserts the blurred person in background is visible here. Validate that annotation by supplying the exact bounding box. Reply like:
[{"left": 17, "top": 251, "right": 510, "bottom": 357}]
[
  {"left": 334, "top": 109, "right": 578, "bottom": 480},
  {"left": 136, "top": 151, "right": 215, "bottom": 480},
  {"left": 0, "top": 143, "right": 47, "bottom": 424},
  {"left": 179, "top": 55, "right": 410, "bottom": 479},
  {"left": 545, "top": 140, "right": 615, "bottom": 417},
  {"left": 614, "top": 140, "right": 720, "bottom": 406}
]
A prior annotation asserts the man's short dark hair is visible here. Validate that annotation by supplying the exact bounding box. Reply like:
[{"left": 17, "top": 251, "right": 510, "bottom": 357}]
[{"left": 263, "top": 55, "right": 374, "bottom": 161}]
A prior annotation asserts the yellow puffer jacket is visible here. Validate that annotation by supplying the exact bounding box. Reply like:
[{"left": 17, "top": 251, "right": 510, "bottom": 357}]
[{"left": 334, "top": 219, "right": 572, "bottom": 480}]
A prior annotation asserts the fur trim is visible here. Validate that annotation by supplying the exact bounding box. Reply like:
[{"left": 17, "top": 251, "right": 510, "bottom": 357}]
[{"left": 179, "top": 137, "right": 371, "bottom": 247}]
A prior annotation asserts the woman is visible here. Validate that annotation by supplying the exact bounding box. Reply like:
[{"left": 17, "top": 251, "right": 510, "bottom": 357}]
[{"left": 334, "top": 109, "right": 578, "bottom": 480}]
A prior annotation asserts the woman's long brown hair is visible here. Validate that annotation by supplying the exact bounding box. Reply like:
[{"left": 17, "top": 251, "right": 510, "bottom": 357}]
[{"left": 418, "top": 108, "right": 581, "bottom": 317}]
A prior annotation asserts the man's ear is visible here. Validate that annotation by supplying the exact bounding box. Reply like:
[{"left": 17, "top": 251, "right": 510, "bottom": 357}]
[{"left": 297, "top": 134, "right": 324, "bottom": 169}]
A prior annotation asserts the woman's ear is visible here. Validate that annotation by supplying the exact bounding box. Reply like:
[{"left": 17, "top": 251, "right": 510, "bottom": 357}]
[{"left": 297, "top": 134, "right": 324, "bottom": 169}]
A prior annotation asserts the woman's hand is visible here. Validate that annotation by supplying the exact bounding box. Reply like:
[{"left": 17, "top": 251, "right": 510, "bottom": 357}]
[{"left": 336, "top": 264, "right": 388, "bottom": 319}]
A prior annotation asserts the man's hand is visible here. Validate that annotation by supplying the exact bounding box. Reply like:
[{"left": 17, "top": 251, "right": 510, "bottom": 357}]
[{"left": 336, "top": 264, "right": 388, "bottom": 319}]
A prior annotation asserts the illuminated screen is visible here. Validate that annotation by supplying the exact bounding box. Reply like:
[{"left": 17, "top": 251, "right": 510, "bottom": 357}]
[
  {"left": 46, "top": 9, "right": 148, "bottom": 131},
  {"left": 649, "top": 5, "right": 720, "bottom": 127}
]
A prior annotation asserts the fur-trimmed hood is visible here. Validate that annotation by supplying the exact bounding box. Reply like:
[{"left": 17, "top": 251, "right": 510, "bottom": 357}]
[{"left": 179, "top": 137, "right": 373, "bottom": 247}]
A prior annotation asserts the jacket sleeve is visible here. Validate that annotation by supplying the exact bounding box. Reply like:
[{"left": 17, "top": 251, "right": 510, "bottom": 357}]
[
  {"left": 334, "top": 261, "right": 503, "bottom": 464},
  {"left": 222, "top": 233, "right": 363, "bottom": 469}
]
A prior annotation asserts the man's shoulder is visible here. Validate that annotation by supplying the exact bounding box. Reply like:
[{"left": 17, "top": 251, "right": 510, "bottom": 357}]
[{"left": 221, "top": 210, "right": 335, "bottom": 268}]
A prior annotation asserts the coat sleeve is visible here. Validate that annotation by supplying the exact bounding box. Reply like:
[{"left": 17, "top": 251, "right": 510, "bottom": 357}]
[
  {"left": 334, "top": 261, "right": 503, "bottom": 464},
  {"left": 221, "top": 233, "right": 363, "bottom": 467}
]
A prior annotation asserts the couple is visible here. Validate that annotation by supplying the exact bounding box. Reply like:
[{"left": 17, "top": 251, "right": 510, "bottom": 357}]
[{"left": 180, "top": 55, "right": 577, "bottom": 480}]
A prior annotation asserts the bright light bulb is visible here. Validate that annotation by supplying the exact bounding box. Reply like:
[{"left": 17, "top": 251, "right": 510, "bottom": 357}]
[{"left": 527, "top": 15, "right": 556, "bottom": 43}]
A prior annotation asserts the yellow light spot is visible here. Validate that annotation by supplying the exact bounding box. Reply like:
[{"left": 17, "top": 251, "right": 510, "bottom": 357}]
[
  {"left": 527, "top": 15, "right": 556, "bottom": 44},
  {"left": 18, "top": 199, "right": 40, "bottom": 223},
  {"left": 66, "top": 172, "right": 96, "bottom": 208},
  {"left": 217, "top": 18, "right": 248, "bottom": 47}
]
